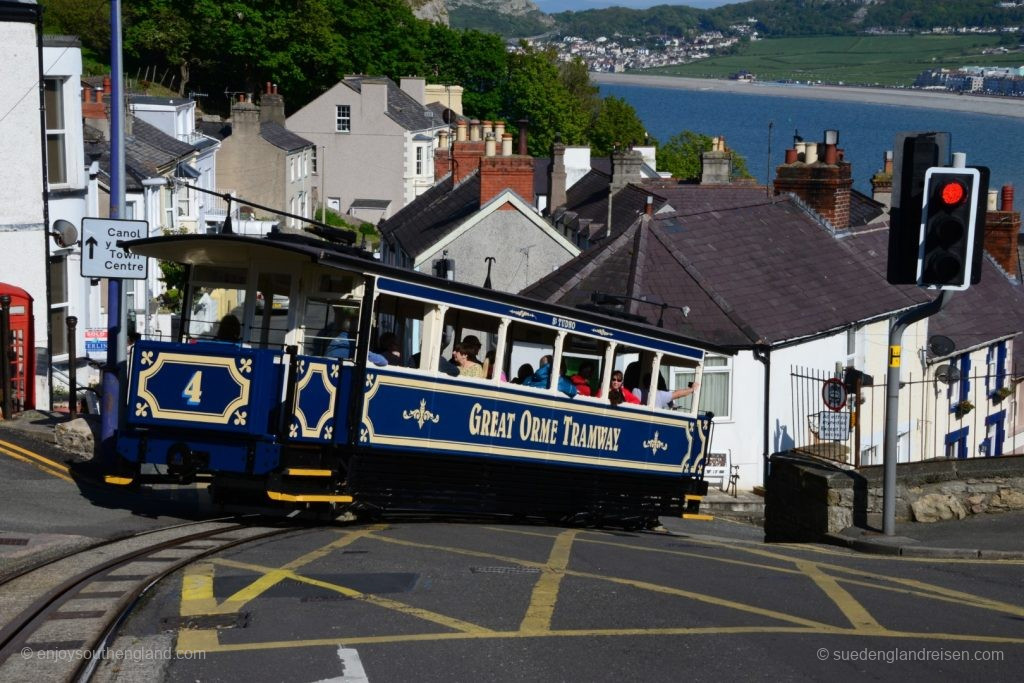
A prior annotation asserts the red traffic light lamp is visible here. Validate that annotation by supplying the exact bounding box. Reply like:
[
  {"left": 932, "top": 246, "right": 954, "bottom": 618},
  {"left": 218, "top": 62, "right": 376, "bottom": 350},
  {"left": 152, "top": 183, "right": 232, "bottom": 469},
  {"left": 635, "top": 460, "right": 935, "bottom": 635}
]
[{"left": 916, "top": 167, "right": 984, "bottom": 291}]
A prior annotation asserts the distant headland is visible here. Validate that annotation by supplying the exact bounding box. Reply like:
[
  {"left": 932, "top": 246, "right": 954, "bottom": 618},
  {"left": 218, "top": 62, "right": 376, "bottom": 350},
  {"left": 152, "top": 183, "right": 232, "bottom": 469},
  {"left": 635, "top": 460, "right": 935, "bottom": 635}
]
[{"left": 591, "top": 73, "right": 1024, "bottom": 120}]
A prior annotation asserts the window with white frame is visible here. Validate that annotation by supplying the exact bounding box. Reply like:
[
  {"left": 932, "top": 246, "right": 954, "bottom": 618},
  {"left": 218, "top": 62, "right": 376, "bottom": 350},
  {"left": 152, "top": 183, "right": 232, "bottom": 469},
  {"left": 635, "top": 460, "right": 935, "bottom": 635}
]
[
  {"left": 415, "top": 146, "right": 424, "bottom": 175},
  {"left": 162, "top": 186, "right": 174, "bottom": 227},
  {"left": 44, "top": 78, "right": 67, "bottom": 185},
  {"left": 311, "top": 147, "right": 318, "bottom": 175},
  {"left": 674, "top": 353, "right": 731, "bottom": 419},
  {"left": 335, "top": 105, "right": 351, "bottom": 133}
]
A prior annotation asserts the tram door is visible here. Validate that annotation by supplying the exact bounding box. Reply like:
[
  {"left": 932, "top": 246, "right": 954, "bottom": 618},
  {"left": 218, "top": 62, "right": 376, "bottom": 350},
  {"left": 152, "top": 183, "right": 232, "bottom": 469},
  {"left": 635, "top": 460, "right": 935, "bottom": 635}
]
[{"left": 0, "top": 283, "right": 35, "bottom": 414}]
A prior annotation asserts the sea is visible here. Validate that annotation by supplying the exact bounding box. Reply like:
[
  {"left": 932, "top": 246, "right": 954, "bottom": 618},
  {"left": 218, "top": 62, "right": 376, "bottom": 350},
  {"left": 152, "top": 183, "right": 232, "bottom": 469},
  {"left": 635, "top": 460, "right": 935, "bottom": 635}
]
[{"left": 597, "top": 83, "right": 1024, "bottom": 197}]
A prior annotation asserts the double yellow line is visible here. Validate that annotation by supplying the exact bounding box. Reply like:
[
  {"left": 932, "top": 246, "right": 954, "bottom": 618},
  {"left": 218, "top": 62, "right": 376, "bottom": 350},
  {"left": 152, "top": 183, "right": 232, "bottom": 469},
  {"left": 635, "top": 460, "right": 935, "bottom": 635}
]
[{"left": 0, "top": 437, "right": 73, "bottom": 482}]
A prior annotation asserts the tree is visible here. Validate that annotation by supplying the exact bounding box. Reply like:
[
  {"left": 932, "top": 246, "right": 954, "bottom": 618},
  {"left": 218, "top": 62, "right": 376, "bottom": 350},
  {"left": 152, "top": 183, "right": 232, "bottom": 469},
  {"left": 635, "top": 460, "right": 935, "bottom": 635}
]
[
  {"left": 657, "top": 131, "right": 752, "bottom": 181},
  {"left": 503, "top": 44, "right": 589, "bottom": 156},
  {"left": 589, "top": 96, "right": 649, "bottom": 157}
]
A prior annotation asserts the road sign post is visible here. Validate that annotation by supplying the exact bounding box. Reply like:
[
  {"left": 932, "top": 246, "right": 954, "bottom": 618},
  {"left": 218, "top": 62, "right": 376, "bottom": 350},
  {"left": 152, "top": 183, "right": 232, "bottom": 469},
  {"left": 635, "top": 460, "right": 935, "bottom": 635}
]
[{"left": 80, "top": 218, "right": 149, "bottom": 280}]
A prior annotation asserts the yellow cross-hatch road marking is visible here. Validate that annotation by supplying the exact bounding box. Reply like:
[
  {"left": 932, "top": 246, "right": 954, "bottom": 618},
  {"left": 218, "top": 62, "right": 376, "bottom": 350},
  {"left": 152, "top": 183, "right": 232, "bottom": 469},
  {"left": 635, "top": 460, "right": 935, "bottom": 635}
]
[
  {"left": 519, "top": 529, "right": 578, "bottom": 633},
  {"left": 0, "top": 438, "right": 73, "bottom": 482},
  {"left": 173, "top": 526, "right": 1024, "bottom": 655}
]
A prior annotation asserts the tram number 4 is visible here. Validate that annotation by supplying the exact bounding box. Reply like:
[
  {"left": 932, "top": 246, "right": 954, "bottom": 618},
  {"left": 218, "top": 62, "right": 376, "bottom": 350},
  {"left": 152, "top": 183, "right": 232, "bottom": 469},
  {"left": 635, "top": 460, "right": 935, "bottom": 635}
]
[{"left": 182, "top": 371, "right": 203, "bottom": 405}]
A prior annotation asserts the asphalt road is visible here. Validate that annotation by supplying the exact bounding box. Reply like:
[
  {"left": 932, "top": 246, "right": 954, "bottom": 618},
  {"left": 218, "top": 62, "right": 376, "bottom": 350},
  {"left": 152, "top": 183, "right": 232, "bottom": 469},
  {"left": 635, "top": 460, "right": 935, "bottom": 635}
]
[{"left": 1, "top": 434, "right": 1021, "bottom": 682}]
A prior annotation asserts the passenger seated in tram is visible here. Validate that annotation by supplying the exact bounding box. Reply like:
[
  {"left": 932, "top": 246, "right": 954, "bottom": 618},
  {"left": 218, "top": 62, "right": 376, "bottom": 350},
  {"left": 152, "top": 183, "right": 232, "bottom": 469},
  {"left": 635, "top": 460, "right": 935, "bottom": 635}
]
[
  {"left": 483, "top": 349, "right": 506, "bottom": 381},
  {"left": 325, "top": 310, "right": 387, "bottom": 365},
  {"left": 636, "top": 372, "right": 699, "bottom": 409},
  {"left": 376, "top": 331, "right": 403, "bottom": 366},
  {"left": 567, "top": 362, "right": 595, "bottom": 396},
  {"left": 607, "top": 371, "right": 640, "bottom": 406},
  {"left": 452, "top": 342, "right": 484, "bottom": 378},
  {"left": 512, "top": 363, "right": 534, "bottom": 384},
  {"left": 522, "top": 356, "right": 577, "bottom": 397},
  {"left": 213, "top": 314, "right": 241, "bottom": 343}
]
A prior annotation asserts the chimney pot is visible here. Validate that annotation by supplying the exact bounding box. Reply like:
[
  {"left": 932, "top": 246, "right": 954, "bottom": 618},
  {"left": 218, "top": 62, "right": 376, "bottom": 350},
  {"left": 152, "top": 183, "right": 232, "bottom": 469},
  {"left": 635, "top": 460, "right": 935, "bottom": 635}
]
[
  {"left": 824, "top": 143, "right": 838, "bottom": 165},
  {"left": 266, "top": 81, "right": 271, "bottom": 94},
  {"left": 502, "top": 133, "right": 513, "bottom": 157},
  {"left": 988, "top": 190, "right": 999, "bottom": 211},
  {"left": 804, "top": 143, "right": 819, "bottom": 165},
  {"left": 517, "top": 119, "right": 528, "bottom": 156},
  {"left": 456, "top": 120, "right": 467, "bottom": 142},
  {"left": 785, "top": 148, "right": 798, "bottom": 164},
  {"left": 1001, "top": 184, "right": 1014, "bottom": 212},
  {"left": 494, "top": 121, "right": 505, "bottom": 140},
  {"left": 469, "top": 119, "right": 481, "bottom": 142},
  {"left": 484, "top": 133, "right": 496, "bottom": 157},
  {"left": 645, "top": 195, "right": 654, "bottom": 216},
  {"left": 795, "top": 142, "right": 806, "bottom": 162}
]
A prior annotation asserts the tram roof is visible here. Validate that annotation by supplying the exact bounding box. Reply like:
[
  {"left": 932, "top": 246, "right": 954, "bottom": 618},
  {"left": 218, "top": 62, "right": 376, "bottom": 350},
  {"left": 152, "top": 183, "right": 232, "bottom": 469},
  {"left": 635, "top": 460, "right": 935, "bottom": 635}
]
[{"left": 122, "top": 232, "right": 733, "bottom": 358}]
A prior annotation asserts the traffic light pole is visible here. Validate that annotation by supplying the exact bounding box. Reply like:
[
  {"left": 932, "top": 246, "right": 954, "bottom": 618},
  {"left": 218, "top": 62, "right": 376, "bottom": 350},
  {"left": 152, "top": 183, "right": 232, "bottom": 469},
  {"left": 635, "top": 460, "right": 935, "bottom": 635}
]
[{"left": 882, "top": 290, "right": 953, "bottom": 535}]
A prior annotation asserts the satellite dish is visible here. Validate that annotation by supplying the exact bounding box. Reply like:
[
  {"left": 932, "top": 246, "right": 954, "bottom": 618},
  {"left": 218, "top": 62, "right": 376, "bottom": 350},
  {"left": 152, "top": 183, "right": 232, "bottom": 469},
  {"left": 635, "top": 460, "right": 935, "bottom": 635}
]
[
  {"left": 50, "top": 219, "right": 78, "bottom": 248},
  {"left": 935, "top": 364, "right": 962, "bottom": 385},
  {"left": 928, "top": 335, "right": 955, "bottom": 357}
]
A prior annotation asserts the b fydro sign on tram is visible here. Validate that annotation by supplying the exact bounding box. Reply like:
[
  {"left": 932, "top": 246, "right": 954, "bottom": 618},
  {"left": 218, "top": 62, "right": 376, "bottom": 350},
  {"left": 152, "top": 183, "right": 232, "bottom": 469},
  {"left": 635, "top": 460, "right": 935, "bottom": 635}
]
[{"left": 80, "top": 218, "right": 148, "bottom": 280}]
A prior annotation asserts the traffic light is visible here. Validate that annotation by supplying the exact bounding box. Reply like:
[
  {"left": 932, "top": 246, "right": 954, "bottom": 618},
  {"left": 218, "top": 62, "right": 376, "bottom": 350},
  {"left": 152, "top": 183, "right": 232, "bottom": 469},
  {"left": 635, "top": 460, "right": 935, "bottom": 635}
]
[
  {"left": 887, "top": 132, "right": 949, "bottom": 285},
  {"left": 917, "top": 167, "right": 982, "bottom": 290}
]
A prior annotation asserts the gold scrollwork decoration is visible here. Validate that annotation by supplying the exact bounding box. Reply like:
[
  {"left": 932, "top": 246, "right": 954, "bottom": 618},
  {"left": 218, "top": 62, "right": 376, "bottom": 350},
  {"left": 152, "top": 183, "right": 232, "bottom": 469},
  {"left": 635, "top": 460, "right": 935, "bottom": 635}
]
[
  {"left": 238, "top": 358, "right": 253, "bottom": 374},
  {"left": 509, "top": 309, "right": 535, "bottom": 319},
  {"left": 135, "top": 401, "right": 149, "bottom": 417},
  {"left": 402, "top": 398, "right": 440, "bottom": 430},
  {"left": 324, "top": 425, "right": 333, "bottom": 440},
  {"left": 289, "top": 423, "right": 298, "bottom": 438},
  {"left": 643, "top": 430, "right": 669, "bottom": 455},
  {"left": 591, "top": 328, "right": 613, "bottom": 337},
  {"left": 233, "top": 409, "right": 247, "bottom": 426},
  {"left": 140, "top": 350, "right": 154, "bottom": 366}
]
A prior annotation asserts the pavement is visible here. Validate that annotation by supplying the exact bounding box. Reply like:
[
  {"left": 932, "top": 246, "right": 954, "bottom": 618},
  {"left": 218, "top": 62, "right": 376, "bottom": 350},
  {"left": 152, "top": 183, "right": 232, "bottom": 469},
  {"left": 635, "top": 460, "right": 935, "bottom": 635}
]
[{"left": 2, "top": 410, "right": 1023, "bottom": 560}]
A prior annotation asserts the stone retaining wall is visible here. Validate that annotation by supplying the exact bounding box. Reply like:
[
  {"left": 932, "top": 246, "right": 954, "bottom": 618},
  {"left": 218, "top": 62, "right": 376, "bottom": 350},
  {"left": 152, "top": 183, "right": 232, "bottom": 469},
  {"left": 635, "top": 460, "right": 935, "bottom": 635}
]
[{"left": 764, "top": 452, "right": 1024, "bottom": 542}]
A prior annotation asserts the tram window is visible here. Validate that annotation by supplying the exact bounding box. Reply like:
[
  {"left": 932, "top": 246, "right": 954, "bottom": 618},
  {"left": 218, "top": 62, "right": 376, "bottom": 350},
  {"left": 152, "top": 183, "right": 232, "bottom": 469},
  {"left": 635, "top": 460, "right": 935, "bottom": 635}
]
[
  {"left": 675, "top": 354, "right": 725, "bottom": 416},
  {"left": 616, "top": 347, "right": 651, "bottom": 404},
  {"left": 443, "top": 308, "right": 500, "bottom": 378},
  {"left": 505, "top": 321, "right": 557, "bottom": 388},
  {"left": 659, "top": 354, "right": 701, "bottom": 413},
  {"left": 303, "top": 299, "right": 361, "bottom": 358},
  {"left": 372, "top": 294, "right": 427, "bottom": 368},
  {"left": 562, "top": 333, "right": 607, "bottom": 397},
  {"left": 248, "top": 272, "right": 291, "bottom": 349},
  {"left": 187, "top": 267, "right": 247, "bottom": 340}
]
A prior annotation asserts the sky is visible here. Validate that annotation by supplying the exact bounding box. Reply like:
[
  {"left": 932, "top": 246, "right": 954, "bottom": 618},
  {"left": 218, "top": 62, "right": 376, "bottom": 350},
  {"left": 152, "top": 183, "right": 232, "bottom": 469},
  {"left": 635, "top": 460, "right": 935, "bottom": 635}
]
[{"left": 533, "top": 1, "right": 738, "bottom": 12}]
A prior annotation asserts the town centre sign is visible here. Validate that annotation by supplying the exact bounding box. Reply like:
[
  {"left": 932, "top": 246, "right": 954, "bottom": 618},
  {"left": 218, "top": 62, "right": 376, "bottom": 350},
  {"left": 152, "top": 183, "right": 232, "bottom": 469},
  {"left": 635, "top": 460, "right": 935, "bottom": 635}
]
[{"left": 80, "top": 218, "right": 148, "bottom": 280}]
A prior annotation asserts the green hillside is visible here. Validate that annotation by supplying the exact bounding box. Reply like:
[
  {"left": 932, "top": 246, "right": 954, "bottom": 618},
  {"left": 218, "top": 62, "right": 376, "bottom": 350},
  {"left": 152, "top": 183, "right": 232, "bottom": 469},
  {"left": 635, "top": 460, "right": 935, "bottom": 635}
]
[{"left": 641, "top": 34, "right": 1024, "bottom": 86}]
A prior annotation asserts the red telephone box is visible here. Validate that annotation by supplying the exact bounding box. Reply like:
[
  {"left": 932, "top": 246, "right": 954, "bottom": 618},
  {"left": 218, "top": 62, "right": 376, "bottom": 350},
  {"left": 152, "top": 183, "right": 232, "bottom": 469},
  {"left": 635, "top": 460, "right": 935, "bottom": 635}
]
[{"left": 0, "top": 283, "right": 35, "bottom": 413}]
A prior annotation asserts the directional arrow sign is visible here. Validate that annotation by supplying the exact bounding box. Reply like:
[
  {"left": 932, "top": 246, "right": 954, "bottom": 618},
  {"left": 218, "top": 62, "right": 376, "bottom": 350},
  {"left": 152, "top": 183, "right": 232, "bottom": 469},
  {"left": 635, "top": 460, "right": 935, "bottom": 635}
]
[{"left": 80, "top": 218, "right": 149, "bottom": 280}]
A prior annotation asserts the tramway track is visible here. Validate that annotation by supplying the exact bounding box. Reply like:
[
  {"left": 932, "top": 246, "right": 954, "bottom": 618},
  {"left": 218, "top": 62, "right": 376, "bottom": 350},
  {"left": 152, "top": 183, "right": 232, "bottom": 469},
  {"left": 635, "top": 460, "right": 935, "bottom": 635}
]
[{"left": 0, "top": 516, "right": 300, "bottom": 682}]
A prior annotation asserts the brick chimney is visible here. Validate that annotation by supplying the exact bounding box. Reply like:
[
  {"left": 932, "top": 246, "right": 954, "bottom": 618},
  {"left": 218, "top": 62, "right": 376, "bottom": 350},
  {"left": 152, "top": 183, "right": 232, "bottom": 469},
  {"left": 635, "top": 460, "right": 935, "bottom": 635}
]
[
  {"left": 260, "top": 82, "right": 285, "bottom": 125},
  {"left": 773, "top": 129, "right": 853, "bottom": 229},
  {"left": 870, "top": 150, "right": 894, "bottom": 209},
  {"left": 548, "top": 136, "right": 567, "bottom": 213},
  {"left": 701, "top": 136, "right": 731, "bottom": 184},
  {"left": 480, "top": 135, "right": 534, "bottom": 209},
  {"left": 610, "top": 148, "right": 644, "bottom": 193},
  {"left": 984, "top": 184, "right": 1020, "bottom": 277},
  {"left": 434, "top": 128, "right": 451, "bottom": 180},
  {"left": 82, "top": 76, "right": 110, "bottom": 126},
  {"left": 451, "top": 137, "right": 485, "bottom": 184},
  {"left": 231, "top": 94, "right": 260, "bottom": 137}
]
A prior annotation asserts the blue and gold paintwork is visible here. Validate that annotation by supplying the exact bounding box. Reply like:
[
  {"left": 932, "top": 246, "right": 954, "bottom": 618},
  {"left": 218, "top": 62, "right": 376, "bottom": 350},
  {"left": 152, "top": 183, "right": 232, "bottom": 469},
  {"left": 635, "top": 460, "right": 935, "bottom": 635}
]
[{"left": 358, "top": 369, "right": 711, "bottom": 479}]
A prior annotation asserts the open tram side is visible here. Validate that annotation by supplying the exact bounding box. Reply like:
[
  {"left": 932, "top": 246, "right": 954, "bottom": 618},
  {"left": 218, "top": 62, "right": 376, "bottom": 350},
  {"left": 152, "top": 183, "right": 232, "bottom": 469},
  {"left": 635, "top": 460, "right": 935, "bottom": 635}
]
[{"left": 110, "top": 229, "right": 727, "bottom": 526}]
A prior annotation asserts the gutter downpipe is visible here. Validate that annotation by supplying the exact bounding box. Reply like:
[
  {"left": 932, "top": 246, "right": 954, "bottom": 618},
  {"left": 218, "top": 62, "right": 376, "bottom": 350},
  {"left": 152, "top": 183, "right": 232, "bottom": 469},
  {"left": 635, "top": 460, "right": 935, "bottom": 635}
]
[
  {"left": 34, "top": 3, "right": 54, "bottom": 411},
  {"left": 753, "top": 343, "right": 771, "bottom": 487}
]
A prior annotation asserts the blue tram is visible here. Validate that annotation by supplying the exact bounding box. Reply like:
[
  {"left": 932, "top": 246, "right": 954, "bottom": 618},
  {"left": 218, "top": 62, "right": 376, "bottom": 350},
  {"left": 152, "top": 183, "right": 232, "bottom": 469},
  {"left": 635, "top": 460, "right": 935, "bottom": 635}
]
[{"left": 110, "top": 228, "right": 724, "bottom": 525}]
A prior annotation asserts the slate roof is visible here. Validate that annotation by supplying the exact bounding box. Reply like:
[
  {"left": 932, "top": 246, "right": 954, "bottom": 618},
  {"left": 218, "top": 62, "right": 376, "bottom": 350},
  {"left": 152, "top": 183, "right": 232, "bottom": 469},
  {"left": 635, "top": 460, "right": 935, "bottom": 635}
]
[
  {"left": 343, "top": 76, "right": 438, "bottom": 131},
  {"left": 195, "top": 119, "right": 312, "bottom": 151},
  {"left": 535, "top": 156, "right": 611, "bottom": 199},
  {"left": 924, "top": 259, "right": 1024, "bottom": 369},
  {"left": 523, "top": 195, "right": 932, "bottom": 348},
  {"left": 84, "top": 118, "right": 200, "bottom": 191},
  {"left": 260, "top": 121, "right": 313, "bottom": 152},
  {"left": 378, "top": 174, "right": 481, "bottom": 257},
  {"left": 849, "top": 189, "right": 887, "bottom": 227}
]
